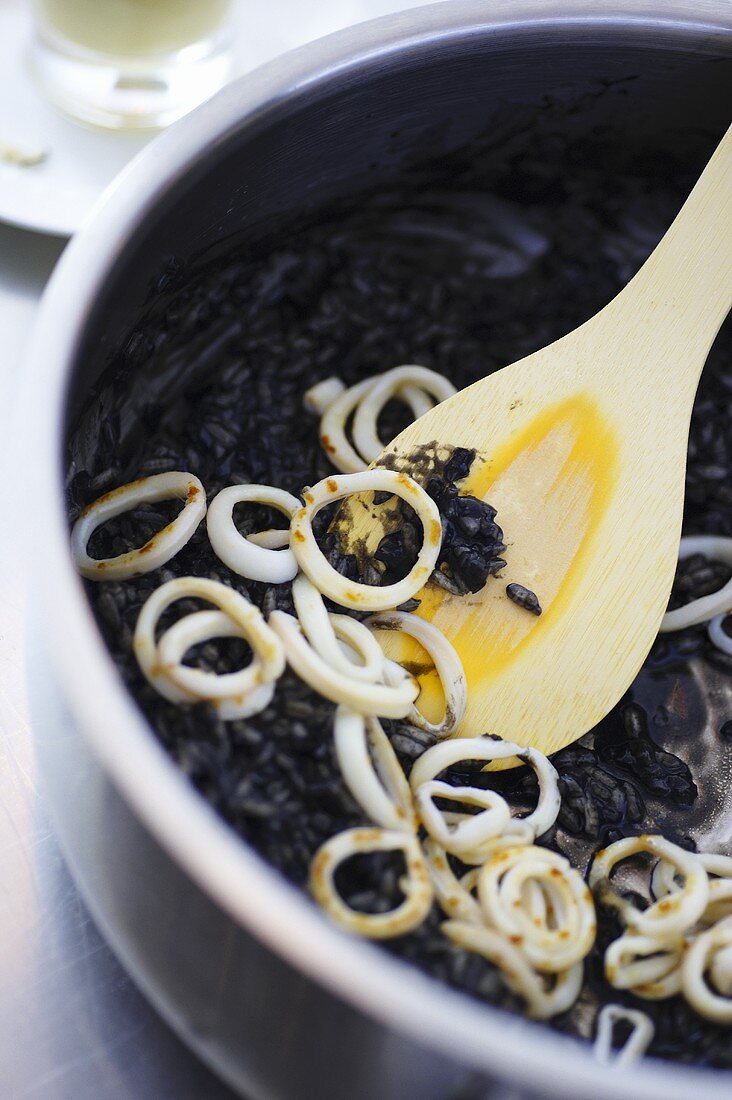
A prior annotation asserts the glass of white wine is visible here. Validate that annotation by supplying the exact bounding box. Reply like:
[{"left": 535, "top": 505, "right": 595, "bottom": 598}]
[{"left": 30, "top": 0, "right": 234, "bottom": 130}]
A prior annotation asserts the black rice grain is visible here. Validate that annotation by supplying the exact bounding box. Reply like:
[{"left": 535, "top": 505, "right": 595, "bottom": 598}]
[{"left": 505, "top": 583, "right": 542, "bottom": 616}]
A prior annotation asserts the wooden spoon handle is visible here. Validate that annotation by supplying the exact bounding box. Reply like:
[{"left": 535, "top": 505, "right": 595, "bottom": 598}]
[{"left": 609, "top": 123, "right": 732, "bottom": 384}]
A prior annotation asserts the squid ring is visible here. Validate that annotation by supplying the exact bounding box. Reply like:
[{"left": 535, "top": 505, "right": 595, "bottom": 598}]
[
  {"left": 448, "top": 821, "right": 535, "bottom": 867},
  {"left": 293, "top": 575, "right": 384, "bottom": 682},
  {"left": 207, "top": 484, "right": 301, "bottom": 583},
  {"left": 71, "top": 470, "right": 206, "bottom": 581},
  {"left": 134, "top": 576, "right": 284, "bottom": 706},
  {"left": 604, "top": 932, "right": 685, "bottom": 1000},
  {"left": 309, "top": 827, "right": 433, "bottom": 940},
  {"left": 318, "top": 376, "right": 431, "bottom": 475},
  {"left": 442, "top": 920, "right": 583, "bottom": 1020},
  {"left": 478, "top": 846, "right": 596, "bottom": 973},
  {"left": 365, "top": 611, "right": 467, "bottom": 736},
  {"left": 290, "top": 470, "right": 442, "bottom": 612},
  {"left": 247, "top": 529, "right": 291, "bottom": 549},
  {"left": 415, "top": 780, "right": 511, "bottom": 855},
  {"left": 318, "top": 377, "right": 380, "bottom": 474},
  {"left": 303, "top": 376, "right": 346, "bottom": 415},
  {"left": 589, "top": 835, "right": 708, "bottom": 938},
  {"left": 157, "top": 610, "right": 276, "bottom": 719},
  {"left": 698, "top": 854, "right": 732, "bottom": 879},
  {"left": 660, "top": 536, "right": 732, "bottom": 632},
  {"left": 682, "top": 915, "right": 732, "bottom": 1022},
  {"left": 703, "top": 879, "right": 732, "bottom": 927},
  {"left": 333, "top": 707, "right": 417, "bottom": 832},
  {"left": 409, "top": 737, "right": 561, "bottom": 841},
  {"left": 593, "top": 1004, "right": 654, "bottom": 1066},
  {"left": 708, "top": 613, "right": 732, "bottom": 657},
  {"left": 423, "top": 839, "right": 483, "bottom": 924},
  {"left": 318, "top": 370, "right": 443, "bottom": 474},
  {"left": 350, "top": 365, "right": 456, "bottom": 465},
  {"left": 268, "top": 610, "right": 418, "bottom": 718},
  {"left": 710, "top": 943, "right": 732, "bottom": 999},
  {"left": 652, "top": 851, "right": 732, "bottom": 909}
]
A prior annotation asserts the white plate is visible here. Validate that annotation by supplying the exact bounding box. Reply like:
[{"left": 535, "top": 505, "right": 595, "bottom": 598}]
[
  {"left": 0, "top": 1, "right": 152, "bottom": 237},
  {"left": 0, "top": 0, "right": 433, "bottom": 239}
]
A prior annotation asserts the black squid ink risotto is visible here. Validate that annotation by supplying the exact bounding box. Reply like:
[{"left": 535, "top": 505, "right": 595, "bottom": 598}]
[{"left": 66, "top": 103, "right": 732, "bottom": 1069}]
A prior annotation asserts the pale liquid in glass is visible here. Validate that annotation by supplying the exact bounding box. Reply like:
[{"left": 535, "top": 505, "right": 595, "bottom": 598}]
[
  {"left": 31, "top": 0, "right": 233, "bottom": 129},
  {"left": 35, "top": 0, "right": 231, "bottom": 59}
]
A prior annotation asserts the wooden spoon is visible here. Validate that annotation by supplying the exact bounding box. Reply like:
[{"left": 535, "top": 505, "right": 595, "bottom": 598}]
[{"left": 342, "top": 124, "right": 732, "bottom": 756}]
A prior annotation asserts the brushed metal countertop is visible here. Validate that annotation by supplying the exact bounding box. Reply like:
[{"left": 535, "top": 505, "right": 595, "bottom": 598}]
[{"left": 0, "top": 221, "right": 238, "bottom": 1099}]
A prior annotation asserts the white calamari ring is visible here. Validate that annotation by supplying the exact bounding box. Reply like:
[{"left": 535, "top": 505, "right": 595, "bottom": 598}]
[
  {"left": 708, "top": 613, "right": 732, "bottom": 656},
  {"left": 310, "top": 826, "right": 433, "bottom": 940},
  {"left": 423, "top": 839, "right": 483, "bottom": 924},
  {"left": 649, "top": 852, "right": 732, "bottom": 931},
  {"left": 426, "top": 813, "right": 532, "bottom": 865},
  {"left": 303, "top": 376, "right": 346, "bottom": 415},
  {"left": 268, "top": 610, "right": 418, "bottom": 718},
  {"left": 365, "top": 611, "right": 467, "bottom": 736},
  {"left": 459, "top": 868, "right": 481, "bottom": 901},
  {"left": 71, "top": 470, "right": 206, "bottom": 581},
  {"left": 442, "top": 920, "right": 583, "bottom": 1020},
  {"left": 293, "top": 575, "right": 384, "bottom": 682},
  {"left": 319, "top": 375, "right": 433, "bottom": 474},
  {"left": 531, "top": 962, "right": 584, "bottom": 1020},
  {"left": 134, "top": 576, "right": 284, "bottom": 707},
  {"left": 207, "top": 484, "right": 301, "bottom": 583},
  {"left": 351, "top": 365, "right": 456, "bottom": 464},
  {"left": 478, "top": 846, "right": 596, "bottom": 973},
  {"left": 704, "top": 881, "right": 732, "bottom": 927},
  {"left": 589, "top": 835, "right": 708, "bottom": 938},
  {"left": 333, "top": 707, "right": 417, "bottom": 833},
  {"left": 450, "top": 822, "right": 535, "bottom": 867},
  {"left": 652, "top": 851, "right": 732, "bottom": 903},
  {"left": 319, "top": 377, "right": 377, "bottom": 474},
  {"left": 699, "top": 854, "right": 732, "bottom": 879},
  {"left": 593, "top": 1004, "right": 654, "bottom": 1066},
  {"left": 247, "top": 529, "right": 291, "bottom": 549},
  {"left": 604, "top": 933, "right": 685, "bottom": 999},
  {"left": 157, "top": 610, "right": 275, "bottom": 719},
  {"left": 682, "top": 915, "right": 732, "bottom": 1022},
  {"left": 660, "top": 535, "right": 732, "bottom": 632},
  {"left": 290, "top": 470, "right": 442, "bottom": 611},
  {"left": 710, "top": 943, "right": 732, "bottom": 998},
  {"left": 409, "top": 737, "right": 561, "bottom": 840},
  {"left": 415, "top": 780, "right": 511, "bottom": 855}
]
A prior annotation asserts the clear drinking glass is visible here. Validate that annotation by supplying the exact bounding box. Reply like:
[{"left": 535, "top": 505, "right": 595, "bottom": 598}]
[{"left": 30, "top": 0, "right": 234, "bottom": 130}]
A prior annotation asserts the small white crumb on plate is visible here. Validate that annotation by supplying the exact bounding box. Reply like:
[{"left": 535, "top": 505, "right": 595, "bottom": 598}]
[{"left": 0, "top": 142, "right": 48, "bottom": 168}]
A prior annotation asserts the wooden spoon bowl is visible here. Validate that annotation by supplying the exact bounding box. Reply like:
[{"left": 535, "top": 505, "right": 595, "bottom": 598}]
[{"left": 343, "top": 125, "right": 732, "bottom": 756}]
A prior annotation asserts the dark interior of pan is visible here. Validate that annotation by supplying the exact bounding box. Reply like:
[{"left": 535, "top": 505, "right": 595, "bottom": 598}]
[{"left": 62, "top": 13, "right": 732, "bottom": 1073}]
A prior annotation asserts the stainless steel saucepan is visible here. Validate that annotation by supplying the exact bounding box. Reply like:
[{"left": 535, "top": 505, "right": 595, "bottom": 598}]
[{"left": 22, "top": 2, "right": 732, "bottom": 1097}]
